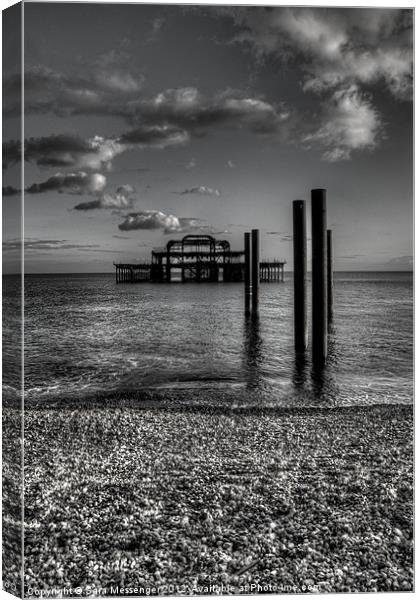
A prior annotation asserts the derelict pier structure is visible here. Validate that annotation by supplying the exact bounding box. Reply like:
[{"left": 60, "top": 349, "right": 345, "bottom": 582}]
[{"left": 115, "top": 234, "right": 285, "bottom": 284}]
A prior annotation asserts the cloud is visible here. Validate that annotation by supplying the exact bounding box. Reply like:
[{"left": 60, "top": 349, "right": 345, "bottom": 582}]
[
  {"left": 3, "top": 64, "right": 144, "bottom": 118},
  {"left": 119, "top": 210, "right": 183, "bottom": 233},
  {"left": 132, "top": 87, "right": 290, "bottom": 135},
  {"left": 73, "top": 185, "right": 136, "bottom": 211},
  {"left": 148, "top": 16, "right": 165, "bottom": 41},
  {"left": 301, "top": 86, "right": 382, "bottom": 161},
  {"left": 221, "top": 7, "right": 411, "bottom": 159},
  {"left": 2, "top": 185, "right": 19, "bottom": 196},
  {"left": 118, "top": 210, "right": 208, "bottom": 234},
  {"left": 2, "top": 139, "right": 20, "bottom": 169},
  {"left": 176, "top": 186, "right": 221, "bottom": 197},
  {"left": 3, "top": 238, "right": 99, "bottom": 252},
  {"left": 26, "top": 172, "right": 106, "bottom": 195},
  {"left": 186, "top": 158, "right": 196, "bottom": 169},
  {"left": 228, "top": 8, "right": 412, "bottom": 101},
  {"left": 2, "top": 134, "right": 122, "bottom": 170},
  {"left": 338, "top": 254, "right": 366, "bottom": 259},
  {"left": 118, "top": 124, "right": 189, "bottom": 148},
  {"left": 3, "top": 127, "right": 188, "bottom": 171},
  {"left": 387, "top": 255, "right": 413, "bottom": 268},
  {"left": 4, "top": 64, "right": 291, "bottom": 139}
]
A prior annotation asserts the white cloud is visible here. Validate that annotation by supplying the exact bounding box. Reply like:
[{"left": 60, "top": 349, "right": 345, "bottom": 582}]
[
  {"left": 186, "top": 158, "right": 196, "bottom": 169},
  {"left": 118, "top": 210, "right": 183, "bottom": 233},
  {"left": 73, "top": 184, "right": 136, "bottom": 211},
  {"left": 118, "top": 211, "right": 213, "bottom": 234},
  {"left": 301, "top": 86, "right": 382, "bottom": 161},
  {"left": 229, "top": 8, "right": 412, "bottom": 101}
]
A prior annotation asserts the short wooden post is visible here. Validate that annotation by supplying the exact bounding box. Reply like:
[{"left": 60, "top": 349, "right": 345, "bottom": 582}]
[
  {"left": 327, "top": 229, "right": 333, "bottom": 322},
  {"left": 251, "top": 229, "right": 260, "bottom": 313},
  {"left": 293, "top": 200, "right": 307, "bottom": 353},
  {"left": 244, "top": 232, "right": 251, "bottom": 313},
  {"left": 311, "top": 189, "right": 328, "bottom": 364}
]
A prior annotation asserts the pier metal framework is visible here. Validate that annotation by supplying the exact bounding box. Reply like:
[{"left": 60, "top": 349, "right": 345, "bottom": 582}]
[{"left": 151, "top": 235, "right": 244, "bottom": 282}]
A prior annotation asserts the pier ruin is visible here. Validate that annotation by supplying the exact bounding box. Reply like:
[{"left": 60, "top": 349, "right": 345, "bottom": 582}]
[{"left": 115, "top": 234, "right": 285, "bottom": 284}]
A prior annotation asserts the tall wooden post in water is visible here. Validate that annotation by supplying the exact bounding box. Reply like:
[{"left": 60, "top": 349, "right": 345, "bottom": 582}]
[
  {"left": 293, "top": 200, "right": 307, "bottom": 352},
  {"left": 244, "top": 232, "right": 251, "bottom": 313},
  {"left": 327, "top": 229, "right": 333, "bottom": 323},
  {"left": 251, "top": 229, "right": 260, "bottom": 313},
  {"left": 311, "top": 189, "right": 328, "bottom": 364}
]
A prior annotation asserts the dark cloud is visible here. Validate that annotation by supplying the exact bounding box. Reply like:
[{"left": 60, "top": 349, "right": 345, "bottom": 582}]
[
  {"left": 3, "top": 64, "right": 144, "bottom": 118},
  {"left": 26, "top": 172, "right": 106, "bottom": 195},
  {"left": 3, "top": 238, "right": 126, "bottom": 254},
  {"left": 2, "top": 185, "right": 20, "bottom": 196},
  {"left": 175, "top": 186, "right": 221, "bottom": 197},
  {"left": 5, "top": 65, "right": 291, "bottom": 139},
  {"left": 118, "top": 125, "right": 189, "bottom": 147},
  {"left": 3, "top": 134, "right": 113, "bottom": 170},
  {"left": 2, "top": 139, "right": 20, "bottom": 169},
  {"left": 3, "top": 127, "right": 188, "bottom": 172},
  {"left": 3, "top": 238, "right": 98, "bottom": 252},
  {"left": 125, "top": 87, "right": 291, "bottom": 135},
  {"left": 266, "top": 231, "right": 292, "bottom": 241}
]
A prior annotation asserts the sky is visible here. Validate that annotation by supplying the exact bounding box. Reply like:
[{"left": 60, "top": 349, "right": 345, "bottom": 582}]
[{"left": 2, "top": 2, "right": 413, "bottom": 273}]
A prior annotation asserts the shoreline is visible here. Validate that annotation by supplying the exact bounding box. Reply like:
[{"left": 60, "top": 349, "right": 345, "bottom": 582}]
[{"left": 14, "top": 402, "right": 413, "bottom": 595}]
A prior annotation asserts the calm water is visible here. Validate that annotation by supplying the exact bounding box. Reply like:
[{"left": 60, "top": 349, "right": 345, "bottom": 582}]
[{"left": 3, "top": 272, "right": 413, "bottom": 408}]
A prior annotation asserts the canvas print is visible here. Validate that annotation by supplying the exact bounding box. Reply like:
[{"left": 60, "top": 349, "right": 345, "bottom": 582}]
[{"left": 2, "top": 2, "right": 413, "bottom": 597}]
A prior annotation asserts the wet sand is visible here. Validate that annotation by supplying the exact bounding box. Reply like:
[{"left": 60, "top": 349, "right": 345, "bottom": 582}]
[{"left": 19, "top": 403, "right": 413, "bottom": 595}]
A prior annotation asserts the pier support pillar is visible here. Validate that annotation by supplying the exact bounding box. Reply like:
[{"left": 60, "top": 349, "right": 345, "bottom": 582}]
[
  {"left": 251, "top": 229, "right": 260, "bottom": 313},
  {"left": 311, "top": 189, "right": 328, "bottom": 364},
  {"left": 293, "top": 200, "right": 308, "bottom": 353},
  {"left": 244, "top": 232, "right": 251, "bottom": 313},
  {"left": 327, "top": 229, "right": 333, "bottom": 323}
]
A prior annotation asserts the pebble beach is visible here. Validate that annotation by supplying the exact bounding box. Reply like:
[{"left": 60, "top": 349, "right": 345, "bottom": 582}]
[{"left": 19, "top": 402, "right": 413, "bottom": 596}]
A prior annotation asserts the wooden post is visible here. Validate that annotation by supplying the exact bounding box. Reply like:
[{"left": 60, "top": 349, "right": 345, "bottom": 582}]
[
  {"left": 311, "top": 189, "right": 328, "bottom": 364},
  {"left": 244, "top": 232, "right": 251, "bottom": 313},
  {"left": 293, "top": 200, "right": 307, "bottom": 353},
  {"left": 251, "top": 229, "right": 260, "bottom": 313},
  {"left": 327, "top": 229, "right": 333, "bottom": 322}
]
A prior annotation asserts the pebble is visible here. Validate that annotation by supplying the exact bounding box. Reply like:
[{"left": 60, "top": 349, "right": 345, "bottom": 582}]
[{"left": 4, "top": 404, "right": 411, "bottom": 595}]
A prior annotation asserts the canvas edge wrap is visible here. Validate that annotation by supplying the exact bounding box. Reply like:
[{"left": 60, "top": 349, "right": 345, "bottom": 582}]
[{"left": 2, "top": 2, "right": 24, "bottom": 598}]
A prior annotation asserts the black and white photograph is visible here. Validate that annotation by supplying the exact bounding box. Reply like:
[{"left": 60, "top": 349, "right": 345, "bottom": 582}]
[{"left": 2, "top": 1, "right": 414, "bottom": 597}]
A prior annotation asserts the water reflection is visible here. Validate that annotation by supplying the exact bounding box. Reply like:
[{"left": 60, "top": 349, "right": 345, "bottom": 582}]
[
  {"left": 293, "top": 353, "right": 308, "bottom": 388},
  {"left": 243, "top": 313, "right": 263, "bottom": 391},
  {"left": 310, "top": 326, "right": 339, "bottom": 404}
]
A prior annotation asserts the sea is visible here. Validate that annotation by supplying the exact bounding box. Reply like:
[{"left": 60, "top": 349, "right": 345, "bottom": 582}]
[{"left": 2, "top": 272, "right": 413, "bottom": 409}]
